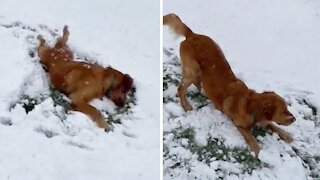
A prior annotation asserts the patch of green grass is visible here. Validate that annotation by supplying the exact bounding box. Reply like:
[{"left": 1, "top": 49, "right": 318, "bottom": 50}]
[
  {"left": 293, "top": 147, "right": 320, "bottom": 179},
  {"left": 49, "top": 87, "right": 70, "bottom": 111},
  {"left": 252, "top": 127, "right": 268, "bottom": 138},
  {"left": 17, "top": 95, "right": 39, "bottom": 113},
  {"left": 163, "top": 70, "right": 180, "bottom": 91},
  {"left": 163, "top": 96, "right": 178, "bottom": 104},
  {"left": 163, "top": 67, "right": 209, "bottom": 108},
  {"left": 163, "top": 48, "right": 175, "bottom": 57},
  {"left": 296, "top": 98, "right": 318, "bottom": 123},
  {"left": 174, "top": 127, "right": 195, "bottom": 140},
  {"left": 116, "top": 87, "right": 137, "bottom": 114},
  {"left": 301, "top": 99, "right": 317, "bottom": 117},
  {"left": 11, "top": 87, "right": 70, "bottom": 115},
  {"left": 12, "top": 86, "right": 137, "bottom": 125},
  {"left": 170, "top": 127, "right": 265, "bottom": 175},
  {"left": 163, "top": 68, "right": 180, "bottom": 103},
  {"left": 187, "top": 91, "right": 210, "bottom": 109}
]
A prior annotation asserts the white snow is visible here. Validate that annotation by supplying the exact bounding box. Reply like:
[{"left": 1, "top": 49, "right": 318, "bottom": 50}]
[
  {"left": 164, "top": 0, "right": 320, "bottom": 179},
  {"left": 0, "top": 0, "right": 159, "bottom": 180}
]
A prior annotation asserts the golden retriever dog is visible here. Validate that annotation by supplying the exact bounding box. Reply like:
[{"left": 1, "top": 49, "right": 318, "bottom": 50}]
[
  {"left": 37, "top": 26, "right": 133, "bottom": 131},
  {"left": 164, "top": 13, "right": 295, "bottom": 156}
]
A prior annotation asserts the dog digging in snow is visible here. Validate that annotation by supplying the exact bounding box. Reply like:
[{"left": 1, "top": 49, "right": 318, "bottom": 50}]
[
  {"left": 164, "top": 13, "right": 296, "bottom": 156},
  {"left": 37, "top": 26, "right": 133, "bottom": 132}
]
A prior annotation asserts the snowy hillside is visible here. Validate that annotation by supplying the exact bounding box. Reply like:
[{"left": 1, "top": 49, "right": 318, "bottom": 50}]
[
  {"left": 0, "top": 0, "right": 159, "bottom": 180},
  {"left": 164, "top": 0, "right": 320, "bottom": 179}
]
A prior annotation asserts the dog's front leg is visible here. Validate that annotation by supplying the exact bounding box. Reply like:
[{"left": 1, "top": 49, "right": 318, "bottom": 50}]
[
  {"left": 236, "top": 126, "right": 260, "bottom": 156},
  {"left": 69, "top": 92, "right": 111, "bottom": 132},
  {"left": 266, "top": 123, "right": 293, "bottom": 143},
  {"left": 72, "top": 101, "right": 111, "bottom": 131}
]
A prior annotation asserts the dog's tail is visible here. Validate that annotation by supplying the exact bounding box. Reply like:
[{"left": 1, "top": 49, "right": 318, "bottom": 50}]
[{"left": 163, "top": 13, "right": 193, "bottom": 38}]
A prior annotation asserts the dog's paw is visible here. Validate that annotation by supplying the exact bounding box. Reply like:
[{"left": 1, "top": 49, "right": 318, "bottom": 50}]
[
  {"left": 37, "top": 35, "right": 45, "bottom": 43},
  {"left": 96, "top": 119, "right": 110, "bottom": 130},
  {"left": 104, "top": 124, "right": 114, "bottom": 133},
  {"left": 181, "top": 103, "right": 193, "bottom": 112},
  {"left": 249, "top": 143, "right": 260, "bottom": 157},
  {"left": 184, "top": 106, "right": 193, "bottom": 112},
  {"left": 280, "top": 132, "right": 293, "bottom": 143},
  {"left": 63, "top": 25, "right": 69, "bottom": 34}
]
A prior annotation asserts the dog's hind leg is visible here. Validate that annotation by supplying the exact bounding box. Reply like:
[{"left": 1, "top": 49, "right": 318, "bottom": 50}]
[
  {"left": 178, "top": 42, "right": 201, "bottom": 111},
  {"left": 194, "top": 78, "right": 202, "bottom": 92},
  {"left": 55, "top": 26, "right": 70, "bottom": 48},
  {"left": 37, "top": 35, "right": 46, "bottom": 46},
  {"left": 37, "top": 35, "right": 50, "bottom": 63},
  {"left": 178, "top": 63, "right": 200, "bottom": 111}
]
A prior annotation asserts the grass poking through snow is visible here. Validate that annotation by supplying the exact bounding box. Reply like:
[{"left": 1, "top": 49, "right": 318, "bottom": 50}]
[
  {"left": 163, "top": 47, "right": 320, "bottom": 179},
  {"left": 12, "top": 85, "right": 137, "bottom": 126}
]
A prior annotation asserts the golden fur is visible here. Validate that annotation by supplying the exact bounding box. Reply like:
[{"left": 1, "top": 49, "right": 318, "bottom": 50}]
[
  {"left": 164, "top": 13, "right": 295, "bottom": 155},
  {"left": 37, "top": 26, "right": 133, "bottom": 131}
]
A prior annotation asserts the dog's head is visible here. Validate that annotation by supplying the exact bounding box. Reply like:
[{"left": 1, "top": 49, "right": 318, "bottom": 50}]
[
  {"left": 255, "top": 91, "right": 295, "bottom": 126},
  {"left": 105, "top": 68, "right": 133, "bottom": 107}
]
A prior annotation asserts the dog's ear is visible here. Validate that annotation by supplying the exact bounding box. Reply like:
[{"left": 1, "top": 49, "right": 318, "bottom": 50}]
[
  {"left": 122, "top": 74, "right": 133, "bottom": 93},
  {"left": 261, "top": 101, "right": 275, "bottom": 120}
]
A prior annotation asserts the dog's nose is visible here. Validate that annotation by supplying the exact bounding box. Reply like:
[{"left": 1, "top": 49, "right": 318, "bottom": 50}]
[{"left": 287, "top": 115, "right": 296, "bottom": 124}]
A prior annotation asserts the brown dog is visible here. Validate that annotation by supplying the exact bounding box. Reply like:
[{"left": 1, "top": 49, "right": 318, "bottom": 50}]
[
  {"left": 164, "top": 14, "right": 295, "bottom": 156},
  {"left": 37, "top": 26, "right": 133, "bottom": 131}
]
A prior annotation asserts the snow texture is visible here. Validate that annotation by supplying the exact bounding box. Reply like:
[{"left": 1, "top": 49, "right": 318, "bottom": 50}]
[
  {"left": 0, "top": 0, "right": 159, "bottom": 180},
  {"left": 164, "top": 0, "right": 320, "bottom": 180}
]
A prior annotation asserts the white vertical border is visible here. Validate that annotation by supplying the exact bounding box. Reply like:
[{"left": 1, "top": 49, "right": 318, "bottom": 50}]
[{"left": 159, "top": 0, "right": 163, "bottom": 179}]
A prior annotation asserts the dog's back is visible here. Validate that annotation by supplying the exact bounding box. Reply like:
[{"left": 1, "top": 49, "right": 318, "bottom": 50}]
[{"left": 164, "top": 13, "right": 245, "bottom": 110}]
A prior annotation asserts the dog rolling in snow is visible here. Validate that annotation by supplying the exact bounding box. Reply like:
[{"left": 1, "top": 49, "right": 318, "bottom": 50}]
[{"left": 37, "top": 26, "right": 133, "bottom": 131}]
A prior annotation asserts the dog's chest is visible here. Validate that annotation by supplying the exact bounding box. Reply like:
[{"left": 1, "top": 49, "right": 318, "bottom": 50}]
[{"left": 222, "top": 93, "right": 255, "bottom": 128}]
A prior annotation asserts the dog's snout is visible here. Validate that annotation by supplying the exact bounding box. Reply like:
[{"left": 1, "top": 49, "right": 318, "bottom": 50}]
[{"left": 285, "top": 115, "right": 296, "bottom": 125}]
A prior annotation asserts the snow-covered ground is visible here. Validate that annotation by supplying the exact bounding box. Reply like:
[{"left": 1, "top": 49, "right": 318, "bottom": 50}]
[
  {"left": 164, "top": 0, "right": 320, "bottom": 179},
  {"left": 0, "top": 0, "right": 159, "bottom": 180}
]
